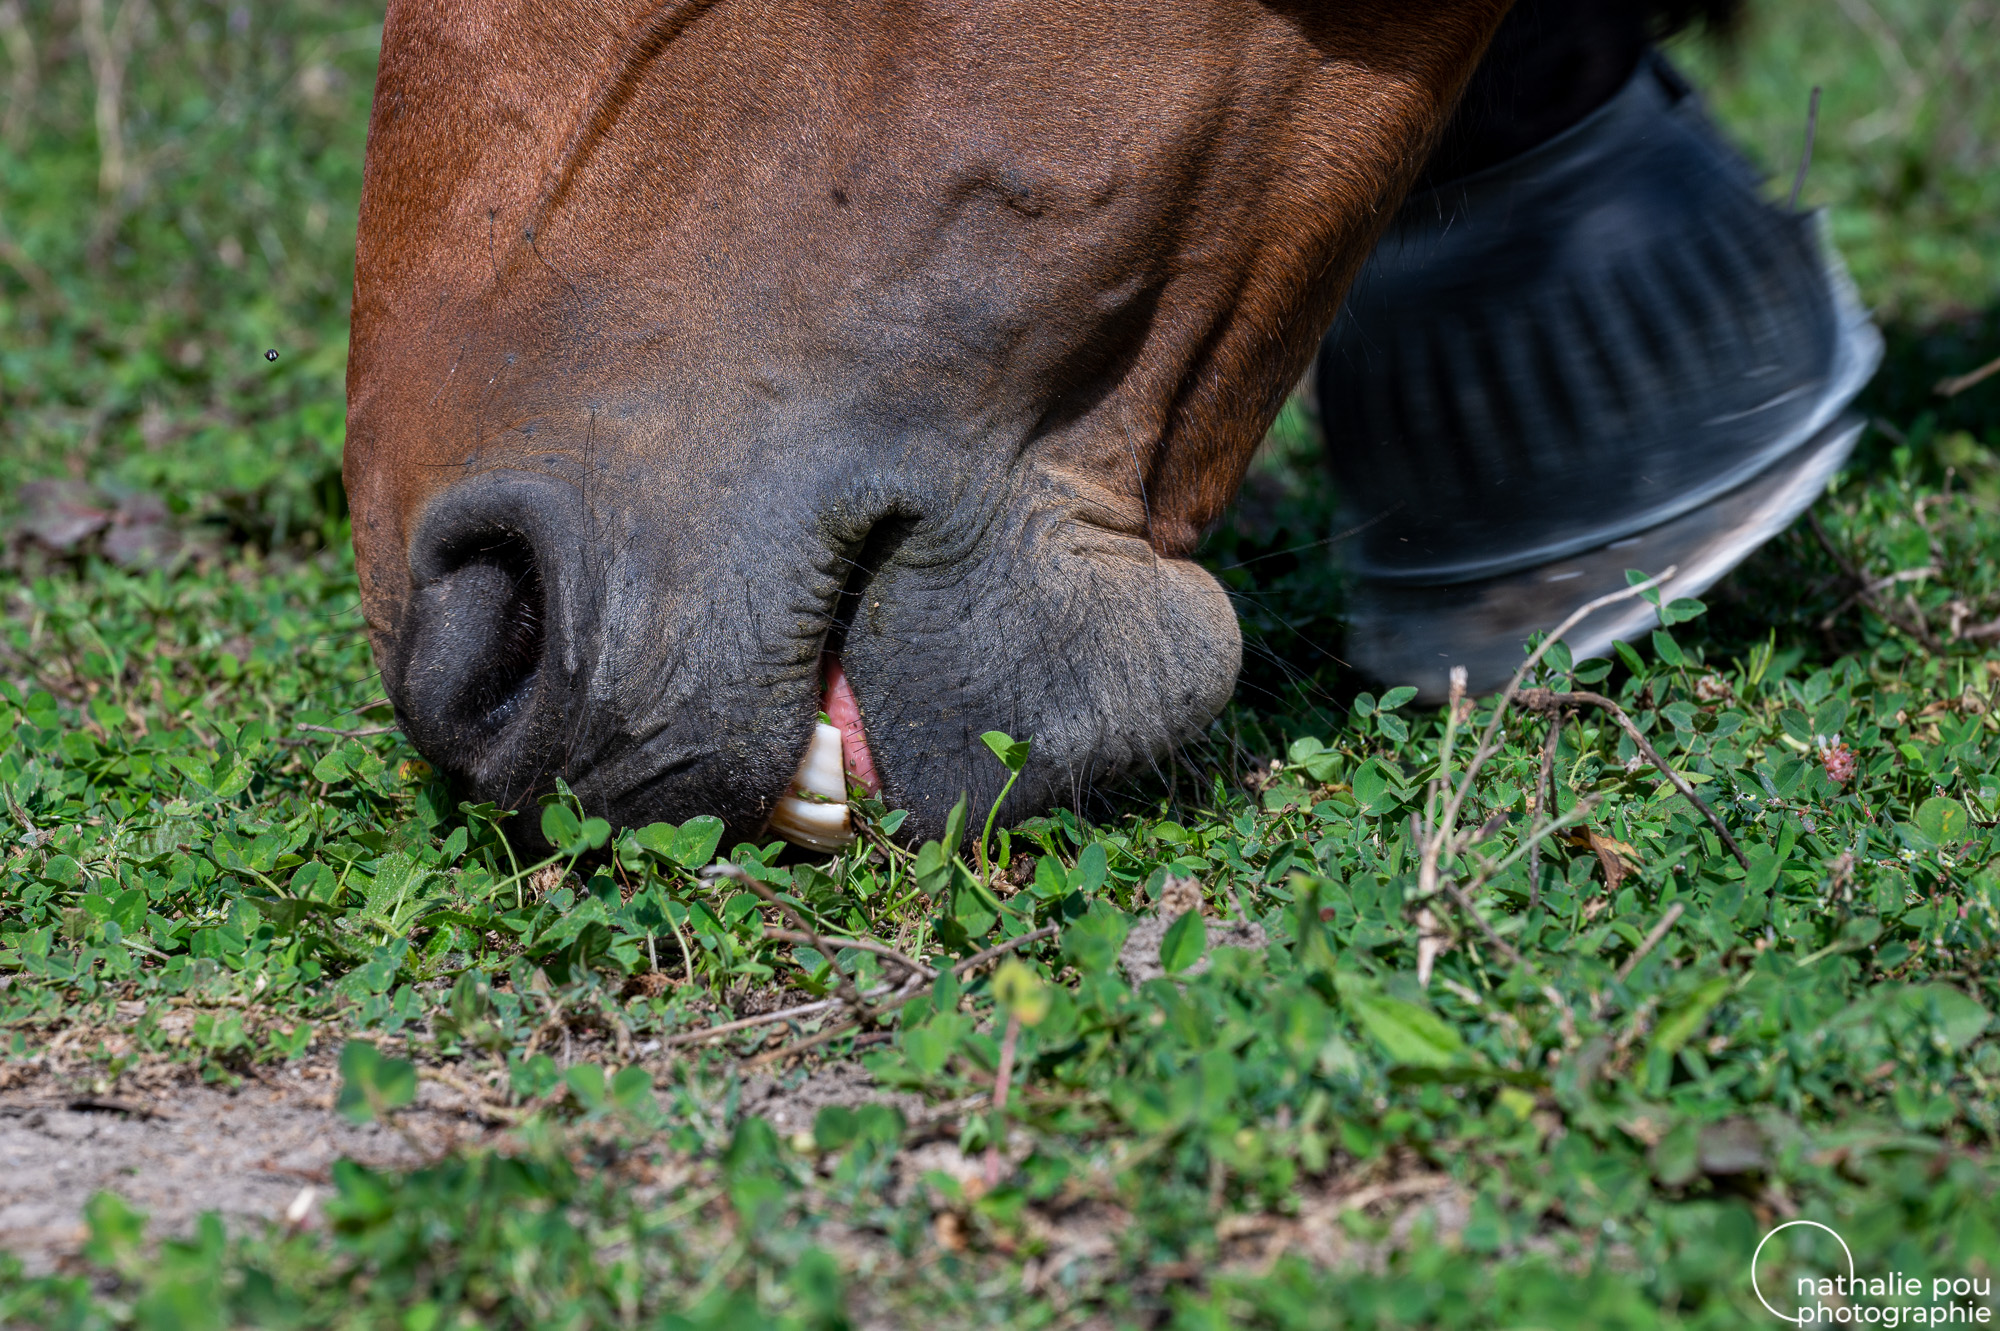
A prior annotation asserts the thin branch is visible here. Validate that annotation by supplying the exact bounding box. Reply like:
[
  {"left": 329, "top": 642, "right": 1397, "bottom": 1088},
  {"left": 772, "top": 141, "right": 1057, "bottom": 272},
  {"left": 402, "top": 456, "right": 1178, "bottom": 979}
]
[
  {"left": 1411, "top": 568, "right": 1678, "bottom": 931},
  {"left": 1616, "top": 902, "right": 1686, "bottom": 982},
  {"left": 1415, "top": 667, "right": 1469, "bottom": 904},
  {"left": 1398, "top": 570, "right": 1681, "bottom": 1008},
  {"left": 5, "top": 781, "right": 39, "bottom": 837},
  {"left": 1437, "top": 795, "right": 1602, "bottom": 971},
  {"left": 1506, "top": 568, "right": 1680, "bottom": 702},
  {"left": 1415, "top": 906, "right": 1445, "bottom": 989},
  {"left": 1440, "top": 878, "right": 1530, "bottom": 972},
  {"left": 1465, "top": 795, "right": 1604, "bottom": 888},
  {"left": 1456, "top": 566, "right": 1679, "bottom": 807},
  {"left": 659, "top": 992, "right": 862, "bottom": 1048},
  {"left": 296, "top": 722, "right": 399, "bottom": 738},
  {"left": 1868, "top": 566, "right": 1940, "bottom": 592},
  {"left": 733, "top": 1007, "right": 889, "bottom": 1070},
  {"left": 702, "top": 864, "right": 870, "bottom": 1015},
  {"left": 762, "top": 929, "right": 937, "bottom": 980},
  {"left": 1787, "top": 85, "right": 1822, "bottom": 212},
  {"left": 1818, "top": 565, "right": 1939, "bottom": 629},
  {"left": 425, "top": 1066, "right": 526, "bottom": 1125},
  {"left": 906, "top": 1092, "right": 991, "bottom": 1130},
  {"left": 77, "top": 0, "right": 144, "bottom": 201},
  {"left": 1808, "top": 511, "right": 1944, "bottom": 652},
  {"left": 741, "top": 924, "right": 1060, "bottom": 1071},
  {"left": 1515, "top": 688, "right": 1751, "bottom": 872},
  {"left": 1937, "top": 353, "right": 2000, "bottom": 399},
  {"left": 950, "top": 923, "right": 1061, "bottom": 978},
  {"left": 1527, "top": 707, "right": 1566, "bottom": 909}
]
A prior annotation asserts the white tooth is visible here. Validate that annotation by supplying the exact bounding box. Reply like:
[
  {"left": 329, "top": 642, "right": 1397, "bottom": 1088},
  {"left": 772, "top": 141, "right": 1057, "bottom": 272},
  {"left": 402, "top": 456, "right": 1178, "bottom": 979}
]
[
  {"left": 768, "top": 722, "right": 854, "bottom": 851},
  {"left": 768, "top": 793, "right": 853, "bottom": 852},
  {"left": 796, "top": 722, "right": 847, "bottom": 800}
]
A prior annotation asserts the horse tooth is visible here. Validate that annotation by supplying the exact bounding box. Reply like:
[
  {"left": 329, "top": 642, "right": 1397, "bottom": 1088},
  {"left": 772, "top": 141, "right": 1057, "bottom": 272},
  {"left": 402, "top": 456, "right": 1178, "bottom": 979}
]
[
  {"left": 768, "top": 793, "right": 853, "bottom": 852},
  {"left": 795, "top": 722, "right": 847, "bottom": 800},
  {"left": 769, "top": 722, "right": 854, "bottom": 851}
]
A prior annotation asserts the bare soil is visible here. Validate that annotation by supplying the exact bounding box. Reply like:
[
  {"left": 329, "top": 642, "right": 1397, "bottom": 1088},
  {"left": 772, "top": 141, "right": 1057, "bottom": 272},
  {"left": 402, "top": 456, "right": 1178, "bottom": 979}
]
[
  {"left": 0, "top": 1054, "right": 491, "bottom": 1273},
  {"left": 0, "top": 944, "right": 1455, "bottom": 1289},
  {"left": 0, "top": 1036, "right": 950, "bottom": 1276}
]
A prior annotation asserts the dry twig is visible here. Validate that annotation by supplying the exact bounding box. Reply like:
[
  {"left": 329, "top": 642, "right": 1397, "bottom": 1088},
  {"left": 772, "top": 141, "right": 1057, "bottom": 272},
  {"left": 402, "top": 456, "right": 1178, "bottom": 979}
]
[
  {"left": 77, "top": 0, "right": 144, "bottom": 200},
  {"left": 651, "top": 930, "right": 934, "bottom": 1051},
  {"left": 660, "top": 986, "right": 897, "bottom": 1049},
  {"left": 703, "top": 864, "right": 873, "bottom": 1017},
  {"left": 1527, "top": 705, "right": 1568, "bottom": 909},
  {"left": 1936, "top": 353, "right": 2000, "bottom": 399},
  {"left": 741, "top": 924, "right": 1060, "bottom": 1071},
  {"left": 1411, "top": 570, "right": 1679, "bottom": 977},
  {"left": 1438, "top": 877, "right": 1530, "bottom": 972},
  {"left": 425, "top": 1066, "right": 525, "bottom": 1125},
  {"left": 762, "top": 929, "right": 936, "bottom": 981},
  {"left": 1615, "top": 902, "right": 1686, "bottom": 982},
  {"left": 1514, "top": 688, "right": 1751, "bottom": 872},
  {"left": 1808, "top": 511, "right": 1944, "bottom": 652}
]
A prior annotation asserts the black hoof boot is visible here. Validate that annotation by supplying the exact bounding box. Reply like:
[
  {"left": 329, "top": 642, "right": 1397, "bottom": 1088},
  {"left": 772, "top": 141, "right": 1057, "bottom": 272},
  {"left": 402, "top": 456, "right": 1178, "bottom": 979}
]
[{"left": 1318, "top": 51, "right": 1881, "bottom": 699}]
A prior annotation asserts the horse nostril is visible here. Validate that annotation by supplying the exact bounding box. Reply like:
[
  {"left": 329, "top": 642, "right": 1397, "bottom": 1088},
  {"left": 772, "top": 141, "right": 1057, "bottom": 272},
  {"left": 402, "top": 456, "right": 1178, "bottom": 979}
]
[
  {"left": 451, "top": 536, "right": 545, "bottom": 727},
  {"left": 401, "top": 530, "right": 549, "bottom": 750}
]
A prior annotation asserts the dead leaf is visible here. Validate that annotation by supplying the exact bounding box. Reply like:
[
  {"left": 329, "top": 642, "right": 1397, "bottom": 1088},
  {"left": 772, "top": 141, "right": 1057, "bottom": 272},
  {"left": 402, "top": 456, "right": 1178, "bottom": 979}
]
[
  {"left": 1697, "top": 1118, "right": 1766, "bottom": 1175},
  {"left": 16, "top": 479, "right": 110, "bottom": 551},
  {"left": 1586, "top": 830, "right": 1641, "bottom": 891},
  {"left": 11, "top": 482, "right": 182, "bottom": 568},
  {"left": 102, "top": 492, "right": 181, "bottom": 569},
  {"left": 1557, "top": 829, "right": 1642, "bottom": 891},
  {"left": 934, "top": 1210, "right": 970, "bottom": 1252},
  {"left": 1620, "top": 1111, "right": 1670, "bottom": 1147}
]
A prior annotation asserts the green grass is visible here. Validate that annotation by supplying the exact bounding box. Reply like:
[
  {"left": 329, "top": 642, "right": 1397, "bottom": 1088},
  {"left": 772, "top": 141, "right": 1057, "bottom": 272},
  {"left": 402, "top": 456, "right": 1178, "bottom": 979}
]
[
  {"left": 1667, "top": 0, "right": 2000, "bottom": 323},
  {"left": 3, "top": 1, "right": 2000, "bottom": 1327}
]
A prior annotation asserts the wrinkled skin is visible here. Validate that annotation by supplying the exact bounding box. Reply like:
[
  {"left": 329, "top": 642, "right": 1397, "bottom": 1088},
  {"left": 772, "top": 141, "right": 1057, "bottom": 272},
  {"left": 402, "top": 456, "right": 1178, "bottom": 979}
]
[{"left": 346, "top": 0, "right": 1509, "bottom": 844}]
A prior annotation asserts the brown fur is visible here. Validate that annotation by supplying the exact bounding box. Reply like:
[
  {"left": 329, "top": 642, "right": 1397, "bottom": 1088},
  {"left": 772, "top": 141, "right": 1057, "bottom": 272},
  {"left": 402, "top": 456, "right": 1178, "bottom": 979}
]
[{"left": 345, "top": 0, "right": 1510, "bottom": 837}]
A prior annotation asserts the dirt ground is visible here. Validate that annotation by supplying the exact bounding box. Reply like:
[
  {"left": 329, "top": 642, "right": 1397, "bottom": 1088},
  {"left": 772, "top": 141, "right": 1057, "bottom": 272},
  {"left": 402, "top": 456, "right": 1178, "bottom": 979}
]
[
  {"left": 0, "top": 1054, "right": 1482, "bottom": 1318},
  {"left": 0, "top": 920, "right": 1467, "bottom": 1285},
  {"left": 0, "top": 1059, "right": 454, "bottom": 1273},
  {"left": 0, "top": 1043, "right": 957, "bottom": 1276}
]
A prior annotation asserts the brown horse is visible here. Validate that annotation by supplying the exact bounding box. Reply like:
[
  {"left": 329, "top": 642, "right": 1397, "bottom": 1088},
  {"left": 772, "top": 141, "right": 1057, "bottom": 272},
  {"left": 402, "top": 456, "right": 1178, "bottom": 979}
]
[{"left": 344, "top": 0, "right": 1514, "bottom": 847}]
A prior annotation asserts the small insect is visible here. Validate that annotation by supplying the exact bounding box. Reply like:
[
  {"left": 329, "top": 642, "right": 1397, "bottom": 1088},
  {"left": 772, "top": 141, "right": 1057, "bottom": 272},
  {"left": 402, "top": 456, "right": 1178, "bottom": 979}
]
[{"left": 265, "top": 349, "right": 279, "bottom": 361}]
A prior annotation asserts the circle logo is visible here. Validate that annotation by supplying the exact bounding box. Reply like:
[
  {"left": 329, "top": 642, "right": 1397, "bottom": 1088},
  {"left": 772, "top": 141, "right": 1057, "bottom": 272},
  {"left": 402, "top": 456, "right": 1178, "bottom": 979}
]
[{"left": 1752, "top": 1221, "right": 1856, "bottom": 1323}]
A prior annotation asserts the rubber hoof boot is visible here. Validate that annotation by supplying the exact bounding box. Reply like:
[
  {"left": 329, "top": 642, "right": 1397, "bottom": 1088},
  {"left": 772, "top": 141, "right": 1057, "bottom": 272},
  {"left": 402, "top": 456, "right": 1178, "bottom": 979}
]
[
  {"left": 1345, "top": 413, "right": 1863, "bottom": 700},
  {"left": 1316, "top": 48, "right": 1882, "bottom": 696}
]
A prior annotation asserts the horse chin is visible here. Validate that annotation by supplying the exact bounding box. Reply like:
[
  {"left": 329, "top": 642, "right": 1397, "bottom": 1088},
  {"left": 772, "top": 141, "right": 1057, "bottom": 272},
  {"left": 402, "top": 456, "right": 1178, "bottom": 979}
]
[{"left": 837, "top": 508, "right": 1242, "bottom": 842}]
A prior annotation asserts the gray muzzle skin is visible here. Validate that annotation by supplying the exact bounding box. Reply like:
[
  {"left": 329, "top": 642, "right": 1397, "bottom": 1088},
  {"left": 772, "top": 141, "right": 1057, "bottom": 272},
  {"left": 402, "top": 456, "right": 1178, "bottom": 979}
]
[{"left": 1317, "top": 50, "right": 1882, "bottom": 699}]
